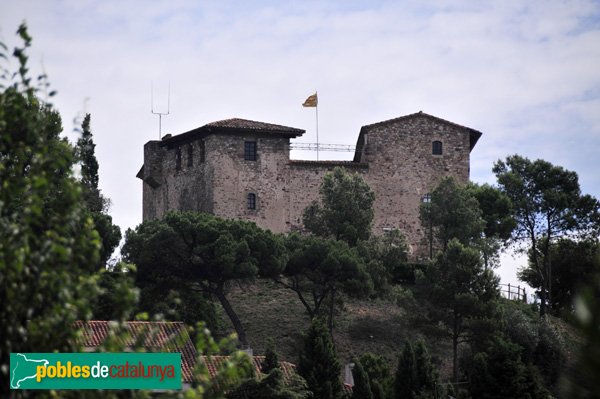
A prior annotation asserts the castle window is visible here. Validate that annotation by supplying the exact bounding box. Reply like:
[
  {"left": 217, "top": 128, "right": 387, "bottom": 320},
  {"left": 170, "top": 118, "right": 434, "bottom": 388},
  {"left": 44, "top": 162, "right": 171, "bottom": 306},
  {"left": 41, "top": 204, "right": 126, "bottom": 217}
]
[
  {"left": 432, "top": 141, "right": 443, "bottom": 155},
  {"left": 199, "top": 140, "right": 205, "bottom": 163},
  {"left": 187, "top": 144, "right": 193, "bottom": 167},
  {"left": 175, "top": 148, "right": 182, "bottom": 170},
  {"left": 244, "top": 141, "right": 257, "bottom": 161},
  {"left": 247, "top": 193, "right": 256, "bottom": 210}
]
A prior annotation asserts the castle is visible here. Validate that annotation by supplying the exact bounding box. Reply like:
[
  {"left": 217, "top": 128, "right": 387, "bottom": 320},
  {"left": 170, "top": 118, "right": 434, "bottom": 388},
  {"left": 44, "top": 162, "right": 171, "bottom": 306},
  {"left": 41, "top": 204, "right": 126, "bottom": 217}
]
[{"left": 137, "top": 111, "right": 481, "bottom": 259}]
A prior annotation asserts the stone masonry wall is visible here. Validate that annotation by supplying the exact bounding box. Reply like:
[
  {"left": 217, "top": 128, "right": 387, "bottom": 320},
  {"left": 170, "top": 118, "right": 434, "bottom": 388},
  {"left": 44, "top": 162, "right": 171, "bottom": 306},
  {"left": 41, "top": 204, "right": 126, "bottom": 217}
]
[
  {"left": 140, "top": 114, "right": 476, "bottom": 259},
  {"left": 361, "top": 117, "right": 471, "bottom": 258}
]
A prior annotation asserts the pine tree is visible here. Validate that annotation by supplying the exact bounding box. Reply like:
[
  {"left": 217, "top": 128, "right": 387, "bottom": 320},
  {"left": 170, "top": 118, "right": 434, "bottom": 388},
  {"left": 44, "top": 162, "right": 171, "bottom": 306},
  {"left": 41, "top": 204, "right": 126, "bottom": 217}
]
[
  {"left": 298, "top": 319, "right": 342, "bottom": 399},
  {"left": 351, "top": 359, "right": 373, "bottom": 399}
]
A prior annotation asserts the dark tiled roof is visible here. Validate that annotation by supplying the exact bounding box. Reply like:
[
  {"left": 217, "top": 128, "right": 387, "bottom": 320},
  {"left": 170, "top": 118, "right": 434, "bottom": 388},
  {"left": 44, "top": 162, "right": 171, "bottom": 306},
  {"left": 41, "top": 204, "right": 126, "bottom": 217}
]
[
  {"left": 162, "top": 118, "right": 305, "bottom": 146},
  {"left": 353, "top": 111, "right": 482, "bottom": 161},
  {"left": 289, "top": 160, "right": 368, "bottom": 168},
  {"left": 205, "top": 118, "right": 304, "bottom": 134},
  {"left": 74, "top": 321, "right": 197, "bottom": 383}
]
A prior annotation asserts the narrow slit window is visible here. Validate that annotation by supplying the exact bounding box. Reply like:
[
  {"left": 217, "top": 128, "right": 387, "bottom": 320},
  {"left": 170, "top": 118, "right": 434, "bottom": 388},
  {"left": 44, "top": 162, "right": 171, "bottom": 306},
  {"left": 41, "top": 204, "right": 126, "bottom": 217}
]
[
  {"left": 247, "top": 193, "right": 256, "bottom": 210},
  {"left": 187, "top": 144, "right": 194, "bottom": 167},
  {"left": 175, "top": 148, "right": 182, "bottom": 170},
  {"left": 244, "top": 141, "right": 257, "bottom": 161},
  {"left": 432, "top": 141, "right": 443, "bottom": 155},
  {"left": 199, "top": 140, "right": 205, "bottom": 163}
]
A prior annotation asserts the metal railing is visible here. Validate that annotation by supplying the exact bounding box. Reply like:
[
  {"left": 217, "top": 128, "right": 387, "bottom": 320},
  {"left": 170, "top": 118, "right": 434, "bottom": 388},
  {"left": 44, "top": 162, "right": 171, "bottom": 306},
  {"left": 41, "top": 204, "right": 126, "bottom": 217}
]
[{"left": 500, "top": 283, "right": 527, "bottom": 302}]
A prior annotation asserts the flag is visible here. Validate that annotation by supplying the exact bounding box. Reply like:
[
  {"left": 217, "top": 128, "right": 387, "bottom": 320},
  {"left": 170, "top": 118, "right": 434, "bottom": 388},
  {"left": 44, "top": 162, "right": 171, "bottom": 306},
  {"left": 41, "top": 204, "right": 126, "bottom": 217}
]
[{"left": 302, "top": 92, "right": 318, "bottom": 107}]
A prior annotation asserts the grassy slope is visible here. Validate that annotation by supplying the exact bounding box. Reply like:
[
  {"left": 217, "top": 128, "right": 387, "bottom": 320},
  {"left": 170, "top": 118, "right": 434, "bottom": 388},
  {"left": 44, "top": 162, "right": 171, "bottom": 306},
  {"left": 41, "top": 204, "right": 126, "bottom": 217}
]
[{"left": 214, "top": 279, "right": 454, "bottom": 378}]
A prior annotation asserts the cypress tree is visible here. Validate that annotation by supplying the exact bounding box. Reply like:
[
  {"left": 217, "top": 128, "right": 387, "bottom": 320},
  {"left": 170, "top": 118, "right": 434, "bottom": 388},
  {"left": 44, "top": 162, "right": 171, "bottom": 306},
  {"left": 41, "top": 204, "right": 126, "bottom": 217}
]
[
  {"left": 298, "top": 319, "right": 342, "bottom": 399},
  {"left": 75, "top": 113, "right": 121, "bottom": 266},
  {"left": 394, "top": 341, "right": 416, "bottom": 399},
  {"left": 351, "top": 359, "right": 373, "bottom": 399},
  {"left": 414, "top": 340, "right": 435, "bottom": 395}
]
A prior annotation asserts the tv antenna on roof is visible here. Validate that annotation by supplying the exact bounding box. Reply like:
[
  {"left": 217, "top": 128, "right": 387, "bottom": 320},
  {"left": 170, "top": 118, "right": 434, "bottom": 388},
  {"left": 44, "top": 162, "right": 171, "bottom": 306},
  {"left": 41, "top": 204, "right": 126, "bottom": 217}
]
[{"left": 151, "top": 81, "right": 170, "bottom": 139}]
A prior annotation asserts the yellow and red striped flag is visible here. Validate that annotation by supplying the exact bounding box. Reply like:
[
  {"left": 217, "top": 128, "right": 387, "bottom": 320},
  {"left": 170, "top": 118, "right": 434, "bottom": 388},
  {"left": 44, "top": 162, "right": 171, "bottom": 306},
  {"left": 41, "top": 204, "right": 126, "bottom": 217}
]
[{"left": 302, "top": 92, "right": 318, "bottom": 107}]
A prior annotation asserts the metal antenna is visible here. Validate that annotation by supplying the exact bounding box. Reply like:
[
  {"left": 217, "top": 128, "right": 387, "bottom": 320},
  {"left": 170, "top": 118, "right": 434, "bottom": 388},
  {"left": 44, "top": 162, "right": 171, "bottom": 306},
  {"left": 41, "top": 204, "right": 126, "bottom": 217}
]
[{"left": 151, "top": 81, "right": 170, "bottom": 139}]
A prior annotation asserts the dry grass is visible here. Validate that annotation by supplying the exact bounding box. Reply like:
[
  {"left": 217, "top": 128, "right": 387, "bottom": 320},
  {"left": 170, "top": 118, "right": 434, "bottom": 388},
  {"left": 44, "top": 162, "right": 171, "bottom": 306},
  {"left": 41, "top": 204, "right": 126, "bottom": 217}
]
[{"left": 214, "top": 279, "right": 455, "bottom": 378}]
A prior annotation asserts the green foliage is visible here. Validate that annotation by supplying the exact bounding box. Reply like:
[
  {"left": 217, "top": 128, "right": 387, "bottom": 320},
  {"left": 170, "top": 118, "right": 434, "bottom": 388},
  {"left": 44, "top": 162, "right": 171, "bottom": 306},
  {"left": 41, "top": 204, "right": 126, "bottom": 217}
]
[
  {"left": 561, "top": 274, "right": 600, "bottom": 398},
  {"left": 75, "top": 113, "right": 122, "bottom": 266},
  {"left": 394, "top": 341, "right": 416, "bottom": 399},
  {"left": 0, "top": 24, "right": 104, "bottom": 398},
  {"left": 77, "top": 114, "right": 101, "bottom": 211},
  {"left": 359, "top": 352, "right": 392, "bottom": 396},
  {"left": 393, "top": 341, "right": 436, "bottom": 399},
  {"left": 298, "top": 319, "right": 342, "bottom": 399},
  {"left": 93, "top": 211, "right": 122, "bottom": 265},
  {"left": 520, "top": 238, "right": 600, "bottom": 314},
  {"left": 351, "top": 359, "right": 373, "bottom": 399},
  {"left": 227, "top": 368, "right": 313, "bottom": 399},
  {"left": 123, "top": 211, "right": 287, "bottom": 346},
  {"left": 493, "top": 154, "right": 600, "bottom": 315},
  {"left": 465, "top": 183, "right": 516, "bottom": 240},
  {"left": 463, "top": 335, "right": 548, "bottom": 399},
  {"left": 358, "top": 229, "right": 411, "bottom": 290},
  {"left": 426, "top": 239, "right": 499, "bottom": 382},
  {"left": 262, "top": 340, "right": 280, "bottom": 374},
  {"left": 303, "top": 167, "right": 375, "bottom": 246},
  {"left": 420, "top": 177, "right": 485, "bottom": 253},
  {"left": 92, "top": 266, "right": 139, "bottom": 321},
  {"left": 280, "top": 234, "right": 372, "bottom": 333}
]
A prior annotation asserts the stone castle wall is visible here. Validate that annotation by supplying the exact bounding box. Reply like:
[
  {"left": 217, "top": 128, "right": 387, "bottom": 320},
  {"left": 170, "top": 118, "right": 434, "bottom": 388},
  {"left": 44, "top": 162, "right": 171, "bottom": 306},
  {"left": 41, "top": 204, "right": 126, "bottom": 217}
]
[{"left": 139, "top": 113, "right": 478, "bottom": 259}]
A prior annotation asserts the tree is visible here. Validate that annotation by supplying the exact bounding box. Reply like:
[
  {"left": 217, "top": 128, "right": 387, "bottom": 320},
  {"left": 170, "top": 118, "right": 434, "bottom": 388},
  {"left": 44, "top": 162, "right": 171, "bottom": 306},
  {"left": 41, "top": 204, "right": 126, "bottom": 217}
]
[
  {"left": 278, "top": 234, "right": 372, "bottom": 334},
  {"left": 303, "top": 167, "right": 375, "bottom": 246},
  {"left": 414, "top": 340, "right": 436, "bottom": 396},
  {"left": 227, "top": 368, "right": 313, "bottom": 399},
  {"left": 351, "top": 359, "right": 373, "bottom": 399},
  {"left": 561, "top": 274, "right": 600, "bottom": 398},
  {"left": 262, "top": 340, "right": 280, "bottom": 374},
  {"left": 394, "top": 341, "right": 417, "bottom": 399},
  {"left": 298, "top": 319, "right": 343, "bottom": 399},
  {"left": 426, "top": 239, "right": 500, "bottom": 382},
  {"left": 493, "top": 155, "right": 600, "bottom": 316},
  {"left": 420, "top": 177, "right": 485, "bottom": 254},
  {"left": 393, "top": 340, "right": 437, "bottom": 399},
  {"left": 466, "top": 183, "right": 516, "bottom": 269},
  {"left": 76, "top": 113, "right": 121, "bottom": 266},
  {"left": 359, "top": 353, "right": 392, "bottom": 399},
  {"left": 463, "top": 335, "right": 548, "bottom": 399},
  {"left": 0, "top": 25, "right": 103, "bottom": 397},
  {"left": 519, "top": 237, "right": 600, "bottom": 314},
  {"left": 122, "top": 211, "right": 287, "bottom": 347},
  {"left": 357, "top": 229, "right": 411, "bottom": 290}
]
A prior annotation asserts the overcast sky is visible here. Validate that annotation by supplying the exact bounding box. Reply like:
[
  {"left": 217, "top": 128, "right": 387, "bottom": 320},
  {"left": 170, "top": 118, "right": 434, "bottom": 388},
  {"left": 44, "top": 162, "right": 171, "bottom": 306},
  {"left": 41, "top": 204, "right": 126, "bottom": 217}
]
[{"left": 2, "top": 0, "right": 599, "bottom": 288}]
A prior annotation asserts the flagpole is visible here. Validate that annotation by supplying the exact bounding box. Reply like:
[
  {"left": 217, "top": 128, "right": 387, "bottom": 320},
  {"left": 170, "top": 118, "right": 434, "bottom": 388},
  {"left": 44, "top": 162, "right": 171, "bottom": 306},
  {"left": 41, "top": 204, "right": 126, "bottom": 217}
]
[{"left": 316, "top": 92, "right": 319, "bottom": 161}]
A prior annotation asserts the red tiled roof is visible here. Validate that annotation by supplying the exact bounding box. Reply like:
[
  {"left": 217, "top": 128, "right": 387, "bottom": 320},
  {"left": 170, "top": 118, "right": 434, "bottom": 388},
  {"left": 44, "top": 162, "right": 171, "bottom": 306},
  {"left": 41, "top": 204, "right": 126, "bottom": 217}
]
[{"left": 74, "top": 321, "right": 197, "bottom": 383}]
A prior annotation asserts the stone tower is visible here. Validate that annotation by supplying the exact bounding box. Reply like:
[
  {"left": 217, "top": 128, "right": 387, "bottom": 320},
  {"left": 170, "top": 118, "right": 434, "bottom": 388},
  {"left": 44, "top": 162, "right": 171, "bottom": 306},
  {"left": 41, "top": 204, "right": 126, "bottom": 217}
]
[{"left": 137, "top": 111, "right": 482, "bottom": 259}]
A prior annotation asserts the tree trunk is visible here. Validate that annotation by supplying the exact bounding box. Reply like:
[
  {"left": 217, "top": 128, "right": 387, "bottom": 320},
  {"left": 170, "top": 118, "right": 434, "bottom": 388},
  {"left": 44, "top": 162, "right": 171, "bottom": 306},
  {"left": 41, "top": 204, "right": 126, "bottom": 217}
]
[
  {"left": 328, "top": 288, "right": 336, "bottom": 338},
  {"left": 214, "top": 287, "right": 248, "bottom": 347}
]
